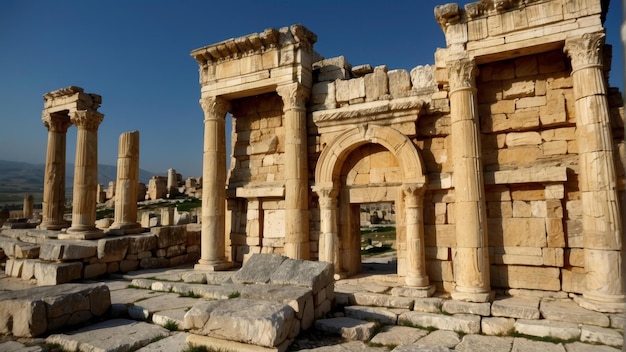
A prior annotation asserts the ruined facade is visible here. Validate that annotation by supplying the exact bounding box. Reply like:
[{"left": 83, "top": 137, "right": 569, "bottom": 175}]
[{"left": 191, "top": 0, "right": 624, "bottom": 311}]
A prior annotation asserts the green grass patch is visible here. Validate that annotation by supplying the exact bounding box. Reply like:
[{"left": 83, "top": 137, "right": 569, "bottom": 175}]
[
  {"left": 511, "top": 330, "right": 579, "bottom": 344},
  {"left": 163, "top": 320, "right": 179, "bottom": 331},
  {"left": 228, "top": 291, "right": 240, "bottom": 299},
  {"left": 176, "top": 197, "right": 202, "bottom": 212},
  {"left": 180, "top": 290, "right": 202, "bottom": 298}
]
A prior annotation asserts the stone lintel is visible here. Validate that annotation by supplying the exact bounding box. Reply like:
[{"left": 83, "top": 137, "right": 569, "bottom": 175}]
[
  {"left": 484, "top": 166, "right": 567, "bottom": 185},
  {"left": 43, "top": 86, "right": 102, "bottom": 114},
  {"left": 235, "top": 187, "right": 285, "bottom": 199}
]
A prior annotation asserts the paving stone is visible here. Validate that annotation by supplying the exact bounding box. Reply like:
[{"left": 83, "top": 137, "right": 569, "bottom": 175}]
[
  {"left": 315, "top": 317, "right": 377, "bottom": 341},
  {"left": 414, "top": 330, "right": 461, "bottom": 349},
  {"left": 491, "top": 296, "right": 540, "bottom": 319},
  {"left": 399, "top": 312, "right": 481, "bottom": 334},
  {"left": 46, "top": 319, "right": 170, "bottom": 352},
  {"left": 563, "top": 342, "right": 621, "bottom": 352},
  {"left": 344, "top": 305, "right": 402, "bottom": 325},
  {"left": 412, "top": 297, "right": 444, "bottom": 313},
  {"left": 183, "top": 300, "right": 223, "bottom": 330},
  {"left": 481, "top": 316, "right": 515, "bottom": 336},
  {"left": 442, "top": 300, "right": 491, "bottom": 316},
  {"left": 135, "top": 331, "right": 189, "bottom": 352},
  {"left": 353, "top": 291, "right": 414, "bottom": 309},
  {"left": 152, "top": 308, "right": 187, "bottom": 329},
  {"left": 540, "top": 300, "right": 610, "bottom": 327},
  {"left": 233, "top": 253, "right": 287, "bottom": 284},
  {"left": 455, "top": 334, "right": 514, "bottom": 352},
  {"left": 196, "top": 298, "right": 296, "bottom": 348},
  {"left": 0, "top": 341, "right": 44, "bottom": 352},
  {"left": 391, "top": 345, "right": 453, "bottom": 352},
  {"left": 369, "top": 325, "right": 429, "bottom": 346},
  {"left": 171, "top": 282, "right": 245, "bottom": 300},
  {"left": 109, "top": 287, "right": 167, "bottom": 306},
  {"left": 515, "top": 319, "right": 580, "bottom": 340},
  {"left": 579, "top": 325, "right": 623, "bottom": 347},
  {"left": 511, "top": 337, "right": 566, "bottom": 351},
  {"left": 127, "top": 293, "right": 199, "bottom": 320}
]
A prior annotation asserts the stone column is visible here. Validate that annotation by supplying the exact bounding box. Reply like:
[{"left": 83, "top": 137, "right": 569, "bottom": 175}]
[
  {"left": 195, "top": 95, "right": 232, "bottom": 271},
  {"left": 167, "top": 168, "right": 177, "bottom": 198},
  {"left": 40, "top": 112, "right": 72, "bottom": 230},
  {"left": 447, "top": 58, "right": 491, "bottom": 302},
  {"left": 109, "top": 131, "right": 142, "bottom": 235},
  {"left": 403, "top": 184, "right": 430, "bottom": 288},
  {"left": 277, "top": 83, "right": 310, "bottom": 260},
  {"left": 314, "top": 186, "right": 339, "bottom": 270},
  {"left": 23, "top": 194, "right": 34, "bottom": 219},
  {"left": 64, "top": 110, "right": 104, "bottom": 239},
  {"left": 565, "top": 32, "right": 624, "bottom": 312}
]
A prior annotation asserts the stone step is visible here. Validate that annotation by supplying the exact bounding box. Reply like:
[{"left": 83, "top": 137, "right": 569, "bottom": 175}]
[
  {"left": 511, "top": 337, "right": 567, "bottom": 352},
  {"left": 399, "top": 311, "right": 481, "bottom": 334},
  {"left": 540, "top": 299, "right": 610, "bottom": 327},
  {"left": 454, "top": 334, "right": 513, "bottom": 352},
  {"left": 151, "top": 308, "right": 187, "bottom": 330},
  {"left": 514, "top": 319, "right": 580, "bottom": 340},
  {"left": 491, "top": 296, "right": 540, "bottom": 319},
  {"left": 345, "top": 305, "right": 407, "bottom": 325},
  {"left": 579, "top": 325, "right": 623, "bottom": 348},
  {"left": 414, "top": 330, "right": 461, "bottom": 349},
  {"left": 46, "top": 319, "right": 170, "bottom": 352},
  {"left": 187, "top": 334, "right": 288, "bottom": 352},
  {"left": 135, "top": 331, "right": 189, "bottom": 352},
  {"left": 353, "top": 291, "right": 414, "bottom": 309},
  {"left": 314, "top": 317, "right": 378, "bottom": 341},
  {"left": 126, "top": 292, "right": 199, "bottom": 320},
  {"left": 369, "top": 325, "right": 429, "bottom": 346},
  {"left": 562, "top": 342, "right": 623, "bottom": 352},
  {"left": 442, "top": 299, "right": 491, "bottom": 316}
]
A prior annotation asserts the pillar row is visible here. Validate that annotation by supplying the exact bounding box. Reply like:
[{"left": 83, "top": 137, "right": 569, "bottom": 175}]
[
  {"left": 196, "top": 95, "right": 232, "bottom": 271},
  {"left": 65, "top": 110, "right": 104, "bottom": 239},
  {"left": 565, "top": 32, "right": 624, "bottom": 312},
  {"left": 447, "top": 58, "right": 491, "bottom": 302},
  {"left": 40, "top": 112, "right": 72, "bottom": 230},
  {"left": 277, "top": 83, "right": 310, "bottom": 260}
]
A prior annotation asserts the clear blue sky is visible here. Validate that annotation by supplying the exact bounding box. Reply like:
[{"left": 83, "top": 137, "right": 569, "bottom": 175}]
[{"left": 0, "top": 0, "right": 622, "bottom": 178}]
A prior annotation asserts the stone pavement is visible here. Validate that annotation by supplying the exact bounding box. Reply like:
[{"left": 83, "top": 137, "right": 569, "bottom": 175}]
[{"left": 0, "top": 257, "right": 623, "bottom": 352}]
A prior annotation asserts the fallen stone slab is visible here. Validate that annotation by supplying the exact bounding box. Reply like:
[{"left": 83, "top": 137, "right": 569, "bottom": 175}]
[
  {"left": 314, "top": 317, "right": 377, "bottom": 341},
  {"left": 515, "top": 319, "right": 580, "bottom": 340},
  {"left": 369, "top": 325, "right": 429, "bottom": 346},
  {"left": 193, "top": 298, "right": 297, "bottom": 348},
  {"left": 135, "top": 331, "right": 189, "bottom": 352},
  {"left": 540, "top": 300, "right": 610, "bottom": 327},
  {"left": 187, "top": 334, "right": 289, "bottom": 352},
  {"left": 240, "top": 283, "right": 313, "bottom": 327},
  {"left": 579, "top": 325, "right": 623, "bottom": 347},
  {"left": 511, "top": 337, "right": 567, "bottom": 352},
  {"left": 454, "top": 334, "right": 514, "bottom": 352},
  {"left": 353, "top": 291, "right": 414, "bottom": 309},
  {"left": 345, "top": 305, "right": 403, "bottom": 325},
  {"left": 270, "top": 257, "right": 334, "bottom": 294},
  {"left": 127, "top": 292, "right": 199, "bottom": 320},
  {"left": 491, "top": 296, "right": 540, "bottom": 319},
  {"left": 233, "top": 253, "right": 287, "bottom": 284},
  {"left": 183, "top": 300, "right": 223, "bottom": 330},
  {"left": 563, "top": 342, "right": 622, "bottom": 352},
  {"left": 415, "top": 330, "right": 461, "bottom": 349},
  {"left": 46, "top": 319, "right": 170, "bottom": 352},
  {"left": 0, "top": 283, "right": 109, "bottom": 337},
  {"left": 399, "top": 312, "right": 481, "bottom": 334},
  {"left": 442, "top": 299, "right": 491, "bottom": 316}
]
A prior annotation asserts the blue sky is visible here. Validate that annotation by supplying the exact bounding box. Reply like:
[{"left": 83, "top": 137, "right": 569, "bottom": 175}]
[{"left": 0, "top": 0, "right": 622, "bottom": 178}]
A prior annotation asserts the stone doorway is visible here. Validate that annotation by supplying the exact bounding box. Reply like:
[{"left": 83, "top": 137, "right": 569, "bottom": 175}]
[{"left": 314, "top": 125, "right": 429, "bottom": 287}]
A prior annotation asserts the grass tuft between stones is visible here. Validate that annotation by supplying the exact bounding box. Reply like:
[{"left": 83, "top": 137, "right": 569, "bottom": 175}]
[
  {"left": 163, "top": 319, "right": 179, "bottom": 331},
  {"left": 180, "top": 290, "right": 202, "bottom": 298},
  {"left": 182, "top": 343, "right": 233, "bottom": 352},
  {"left": 227, "top": 291, "right": 240, "bottom": 299},
  {"left": 510, "top": 330, "right": 580, "bottom": 344}
]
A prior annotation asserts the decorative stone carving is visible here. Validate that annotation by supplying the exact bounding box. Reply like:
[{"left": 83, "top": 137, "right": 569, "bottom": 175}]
[
  {"left": 564, "top": 32, "right": 604, "bottom": 70},
  {"left": 447, "top": 59, "right": 478, "bottom": 93}
]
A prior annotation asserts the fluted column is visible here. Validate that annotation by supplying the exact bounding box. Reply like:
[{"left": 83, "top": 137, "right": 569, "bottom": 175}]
[
  {"left": 23, "top": 194, "right": 34, "bottom": 220},
  {"left": 65, "top": 110, "right": 104, "bottom": 239},
  {"left": 195, "top": 95, "right": 232, "bottom": 271},
  {"left": 277, "top": 83, "right": 310, "bottom": 260},
  {"left": 314, "top": 185, "right": 339, "bottom": 271},
  {"left": 447, "top": 58, "right": 491, "bottom": 302},
  {"left": 40, "top": 112, "right": 72, "bottom": 230},
  {"left": 403, "top": 184, "right": 429, "bottom": 288},
  {"left": 109, "top": 131, "right": 142, "bottom": 235},
  {"left": 565, "top": 32, "right": 624, "bottom": 312}
]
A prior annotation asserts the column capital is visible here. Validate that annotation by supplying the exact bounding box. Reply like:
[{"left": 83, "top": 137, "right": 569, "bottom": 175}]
[
  {"left": 402, "top": 183, "right": 425, "bottom": 207},
  {"left": 447, "top": 58, "right": 478, "bottom": 93},
  {"left": 564, "top": 32, "right": 605, "bottom": 72},
  {"left": 42, "top": 113, "right": 72, "bottom": 133},
  {"left": 276, "top": 83, "right": 309, "bottom": 111},
  {"left": 199, "top": 95, "right": 231, "bottom": 119},
  {"left": 313, "top": 185, "right": 338, "bottom": 208},
  {"left": 70, "top": 110, "right": 104, "bottom": 131}
]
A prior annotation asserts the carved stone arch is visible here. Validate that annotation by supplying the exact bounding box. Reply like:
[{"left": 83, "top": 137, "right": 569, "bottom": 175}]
[{"left": 315, "top": 124, "right": 427, "bottom": 187}]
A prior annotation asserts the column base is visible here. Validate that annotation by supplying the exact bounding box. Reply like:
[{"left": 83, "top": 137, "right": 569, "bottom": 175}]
[
  {"left": 574, "top": 294, "right": 625, "bottom": 314},
  {"left": 451, "top": 289, "right": 493, "bottom": 303},
  {"left": 39, "top": 220, "right": 69, "bottom": 231},
  {"left": 393, "top": 285, "right": 436, "bottom": 298},
  {"left": 60, "top": 226, "right": 104, "bottom": 240},
  {"left": 108, "top": 223, "right": 143, "bottom": 235},
  {"left": 195, "top": 260, "right": 233, "bottom": 272},
  {"left": 405, "top": 275, "right": 430, "bottom": 288}
]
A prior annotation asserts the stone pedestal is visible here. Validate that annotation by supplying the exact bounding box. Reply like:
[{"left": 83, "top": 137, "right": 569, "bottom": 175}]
[
  {"left": 64, "top": 110, "right": 104, "bottom": 240},
  {"left": 109, "top": 131, "right": 142, "bottom": 235},
  {"left": 565, "top": 32, "right": 624, "bottom": 312},
  {"left": 40, "top": 112, "right": 71, "bottom": 230},
  {"left": 447, "top": 58, "right": 491, "bottom": 302},
  {"left": 195, "top": 96, "right": 232, "bottom": 271},
  {"left": 277, "top": 83, "right": 310, "bottom": 260}
]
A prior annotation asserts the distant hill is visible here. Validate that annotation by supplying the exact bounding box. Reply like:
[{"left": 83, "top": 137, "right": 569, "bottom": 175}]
[{"left": 0, "top": 159, "right": 156, "bottom": 195}]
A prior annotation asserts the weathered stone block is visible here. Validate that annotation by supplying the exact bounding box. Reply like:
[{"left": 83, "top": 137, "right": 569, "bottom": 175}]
[
  {"left": 270, "top": 258, "right": 333, "bottom": 294},
  {"left": 39, "top": 240, "right": 97, "bottom": 261},
  {"left": 152, "top": 225, "right": 187, "bottom": 248},
  {"left": 344, "top": 306, "right": 401, "bottom": 325},
  {"left": 399, "top": 311, "right": 481, "bottom": 334},
  {"left": 514, "top": 319, "right": 580, "bottom": 340},
  {"left": 314, "top": 317, "right": 377, "bottom": 341},
  {"left": 35, "top": 262, "right": 83, "bottom": 286},
  {"left": 491, "top": 296, "right": 540, "bottom": 319},
  {"left": 97, "top": 237, "right": 129, "bottom": 262},
  {"left": 490, "top": 265, "right": 560, "bottom": 291},
  {"left": 127, "top": 234, "right": 157, "bottom": 254},
  {"left": 388, "top": 69, "right": 411, "bottom": 98},
  {"left": 481, "top": 317, "right": 515, "bottom": 336},
  {"left": 540, "top": 300, "right": 610, "bottom": 327}
]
